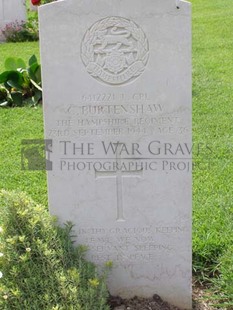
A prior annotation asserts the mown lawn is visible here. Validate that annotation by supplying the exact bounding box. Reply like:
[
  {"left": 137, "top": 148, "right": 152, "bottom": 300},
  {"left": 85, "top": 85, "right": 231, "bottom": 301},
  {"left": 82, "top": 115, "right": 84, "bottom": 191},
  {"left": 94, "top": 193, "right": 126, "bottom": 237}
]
[
  {"left": 0, "top": 0, "right": 233, "bottom": 308},
  {"left": 0, "top": 42, "right": 46, "bottom": 204},
  {"left": 191, "top": 0, "right": 233, "bottom": 307}
]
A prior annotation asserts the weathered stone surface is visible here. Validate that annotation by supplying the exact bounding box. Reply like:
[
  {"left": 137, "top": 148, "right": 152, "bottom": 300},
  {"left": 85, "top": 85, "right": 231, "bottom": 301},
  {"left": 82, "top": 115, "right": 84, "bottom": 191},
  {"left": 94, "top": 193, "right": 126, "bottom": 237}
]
[{"left": 39, "top": 1, "right": 192, "bottom": 308}]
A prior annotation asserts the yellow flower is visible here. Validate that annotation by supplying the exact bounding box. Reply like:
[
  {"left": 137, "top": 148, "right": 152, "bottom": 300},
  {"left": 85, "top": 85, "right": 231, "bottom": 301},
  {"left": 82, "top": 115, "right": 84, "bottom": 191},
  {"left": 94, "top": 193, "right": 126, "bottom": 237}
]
[
  {"left": 19, "top": 255, "right": 28, "bottom": 262},
  {"left": 89, "top": 278, "right": 99, "bottom": 287},
  {"left": 11, "top": 288, "right": 20, "bottom": 297},
  {"left": 19, "top": 236, "right": 26, "bottom": 242},
  {"left": 3, "top": 294, "right": 8, "bottom": 300},
  {"left": 105, "top": 260, "right": 113, "bottom": 268},
  {"left": 6, "top": 238, "right": 16, "bottom": 245},
  {"left": 0, "top": 227, "right": 3, "bottom": 233}
]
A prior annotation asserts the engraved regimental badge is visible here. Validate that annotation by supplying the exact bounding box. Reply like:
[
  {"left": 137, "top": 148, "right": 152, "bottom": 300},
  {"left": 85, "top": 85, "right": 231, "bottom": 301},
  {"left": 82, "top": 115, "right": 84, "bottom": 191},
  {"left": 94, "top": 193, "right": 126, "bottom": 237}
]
[{"left": 81, "top": 16, "right": 149, "bottom": 85}]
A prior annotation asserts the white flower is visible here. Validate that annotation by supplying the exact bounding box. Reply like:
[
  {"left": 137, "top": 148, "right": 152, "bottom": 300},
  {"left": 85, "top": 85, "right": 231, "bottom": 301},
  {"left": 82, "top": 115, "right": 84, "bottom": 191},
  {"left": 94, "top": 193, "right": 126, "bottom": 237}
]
[
  {"left": 26, "top": 248, "right": 31, "bottom": 252},
  {"left": 0, "top": 227, "right": 3, "bottom": 233},
  {"left": 0, "top": 253, "right": 3, "bottom": 257},
  {"left": 0, "top": 271, "right": 3, "bottom": 278}
]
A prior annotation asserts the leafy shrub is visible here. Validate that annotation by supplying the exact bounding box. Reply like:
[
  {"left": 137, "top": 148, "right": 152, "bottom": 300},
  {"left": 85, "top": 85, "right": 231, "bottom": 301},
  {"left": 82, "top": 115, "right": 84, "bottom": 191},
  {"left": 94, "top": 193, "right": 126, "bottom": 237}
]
[
  {"left": 0, "top": 190, "right": 110, "bottom": 310},
  {"left": 2, "top": 19, "right": 39, "bottom": 43},
  {"left": 0, "top": 55, "right": 42, "bottom": 107}
]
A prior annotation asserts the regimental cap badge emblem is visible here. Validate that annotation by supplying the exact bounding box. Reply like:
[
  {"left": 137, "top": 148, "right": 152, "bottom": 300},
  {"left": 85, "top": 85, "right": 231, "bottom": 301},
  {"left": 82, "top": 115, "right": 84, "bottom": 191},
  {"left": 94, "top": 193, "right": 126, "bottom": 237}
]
[{"left": 81, "top": 16, "right": 149, "bottom": 86}]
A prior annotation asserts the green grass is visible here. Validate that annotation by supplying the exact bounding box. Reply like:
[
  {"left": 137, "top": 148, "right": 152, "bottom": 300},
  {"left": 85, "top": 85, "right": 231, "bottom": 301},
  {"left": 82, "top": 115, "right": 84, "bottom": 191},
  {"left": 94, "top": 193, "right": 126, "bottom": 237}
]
[
  {"left": 0, "top": 42, "right": 45, "bottom": 204},
  {"left": 0, "top": 42, "right": 40, "bottom": 72},
  {"left": 191, "top": 0, "right": 233, "bottom": 307},
  {"left": 0, "top": 0, "right": 233, "bottom": 307},
  {"left": 0, "top": 107, "right": 46, "bottom": 205}
]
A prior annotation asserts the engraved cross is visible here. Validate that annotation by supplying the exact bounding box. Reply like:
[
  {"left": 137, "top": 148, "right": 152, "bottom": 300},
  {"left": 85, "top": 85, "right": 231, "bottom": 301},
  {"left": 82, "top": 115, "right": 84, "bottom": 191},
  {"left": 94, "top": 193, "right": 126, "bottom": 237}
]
[{"left": 95, "top": 143, "right": 143, "bottom": 222}]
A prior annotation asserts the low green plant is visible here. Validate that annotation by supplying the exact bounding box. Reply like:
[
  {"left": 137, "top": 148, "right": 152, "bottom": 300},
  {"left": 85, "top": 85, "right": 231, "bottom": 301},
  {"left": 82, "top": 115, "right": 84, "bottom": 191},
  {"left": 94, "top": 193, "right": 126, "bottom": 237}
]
[
  {"left": 2, "top": 19, "right": 39, "bottom": 43},
  {"left": 0, "top": 190, "right": 110, "bottom": 310},
  {"left": 0, "top": 55, "right": 42, "bottom": 107}
]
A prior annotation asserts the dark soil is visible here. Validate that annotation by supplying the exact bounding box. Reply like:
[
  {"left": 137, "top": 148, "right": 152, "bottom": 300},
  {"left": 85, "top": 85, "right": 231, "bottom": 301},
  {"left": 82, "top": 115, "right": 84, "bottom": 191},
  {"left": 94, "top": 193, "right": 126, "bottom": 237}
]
[
  {"left": 108, "top": 288, "right": 214, "bottom": 310},
  {"left": 108, "top": 294, "right": 183, "bottom": 310}
]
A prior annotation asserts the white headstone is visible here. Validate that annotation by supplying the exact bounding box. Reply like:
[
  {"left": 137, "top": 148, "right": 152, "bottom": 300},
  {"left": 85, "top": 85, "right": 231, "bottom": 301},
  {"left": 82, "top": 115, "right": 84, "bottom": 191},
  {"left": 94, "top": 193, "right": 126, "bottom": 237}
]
[
  {"left": 39, "top": 0, "right": 192, "bottom": 309},
  {"left": 0, "top": 0, "right": 26, "bottom": 41}
]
